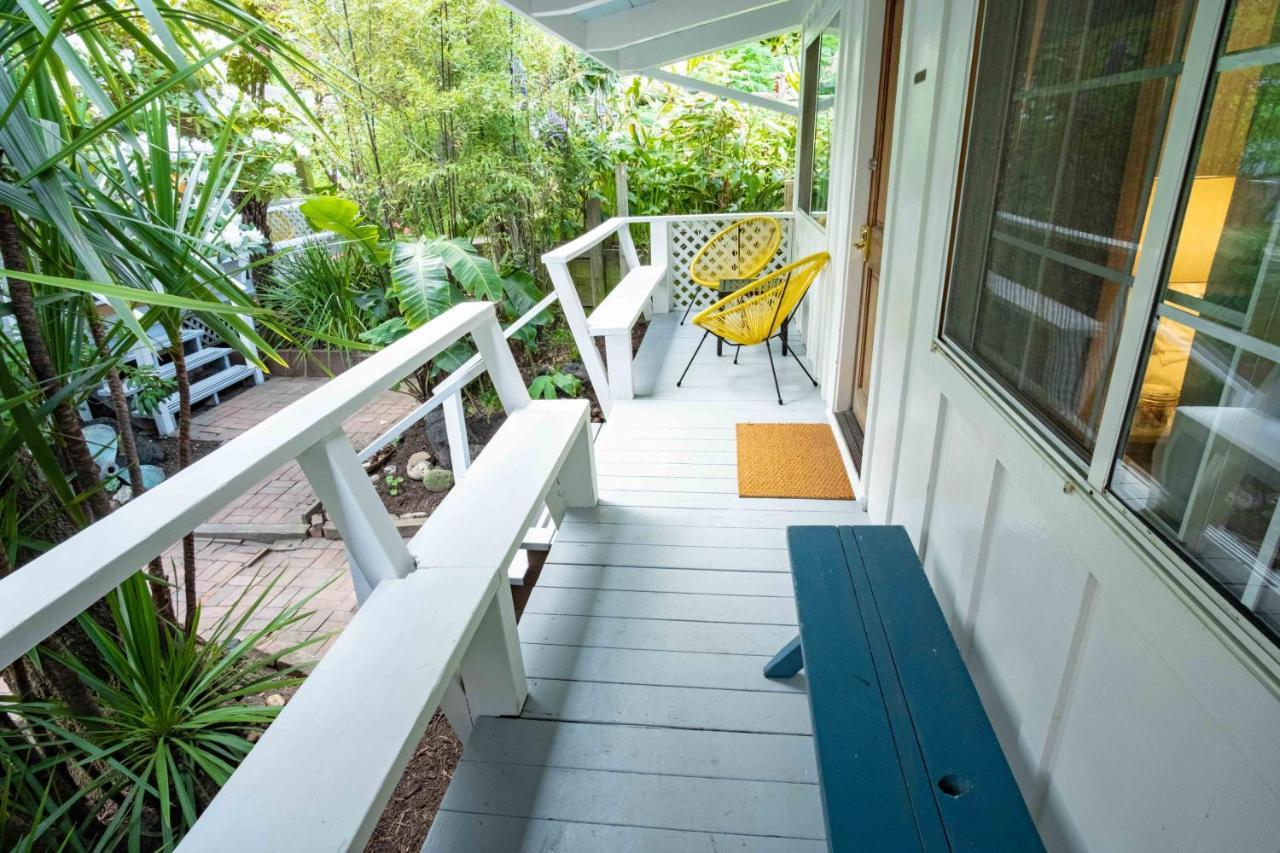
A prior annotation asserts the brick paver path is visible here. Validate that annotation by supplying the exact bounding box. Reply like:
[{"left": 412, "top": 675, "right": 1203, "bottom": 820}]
[
  {"left": 192, "top": 377, "right": 417, "bottom": 526},
  {"left": 165, "top": 377, "right": 418, "bottom": 663}
]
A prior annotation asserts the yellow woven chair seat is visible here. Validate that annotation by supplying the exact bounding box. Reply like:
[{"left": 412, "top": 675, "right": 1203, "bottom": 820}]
[
  {"left": 679, "top": 252, "right": 831, "bottom": 406},
  {"left": 692, "top": 252, "right": 830, "bottom": 346},
  {"left": 689, "top": 216, "right": 784, "bottom": 291}
]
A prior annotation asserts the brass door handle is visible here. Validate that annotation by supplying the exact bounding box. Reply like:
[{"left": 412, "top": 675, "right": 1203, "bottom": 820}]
[{"left": 852, "top": 224, "right": 872, "bottom": 261}]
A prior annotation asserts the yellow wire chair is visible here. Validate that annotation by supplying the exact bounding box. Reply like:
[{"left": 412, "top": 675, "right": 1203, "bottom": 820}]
[
  {"left": 683, "top": 216, "right": 785, "bottom": 324},
  {"left": 677, "top": 252, "right": 831, "bottom": 405}
]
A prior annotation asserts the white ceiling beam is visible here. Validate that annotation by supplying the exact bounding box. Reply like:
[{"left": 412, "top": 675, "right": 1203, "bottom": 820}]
[
  {"left": 597, "top": 1, "right": 807, "bottom": 72},
  {"left": 502, "top": 0, "right": 615, "bottom": 17},
  {"left": 584, "top": 0, "right": 787, "bottom": 51},
  {"left": 497, "top": 1, "right": 585, "bottom": 43},
  {"left": 641, "top": 68, "right": 798, "bottom": 116}
]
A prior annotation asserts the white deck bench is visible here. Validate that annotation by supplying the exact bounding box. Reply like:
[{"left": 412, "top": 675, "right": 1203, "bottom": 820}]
[
  {"left": 586, "top": 263, "right": 666, "bottom": 401},
  {"left": 409, "top": 400, "right": 596, "bottom": 572},
  {"left": 543, "top": 217, "right": 671, "bottom": 414},
  {"left": 179, "top": 400, "right": 597, "bottom": 851}
]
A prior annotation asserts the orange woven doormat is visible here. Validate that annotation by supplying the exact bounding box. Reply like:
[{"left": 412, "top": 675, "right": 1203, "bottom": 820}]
[{"left": 736, "top": 423, "right": 854, "bottom": 500}]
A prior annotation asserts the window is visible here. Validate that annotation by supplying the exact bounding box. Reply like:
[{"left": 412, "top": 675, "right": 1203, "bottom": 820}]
[
  {"left": 944, "top": 0, "right": 1196, "bottom": 458},
  {"left": 800, "top": 17, "right": 840, "bottom": 225},
  {"left": 1112, "top": 0, "right": 1280, "bottom": 640}
]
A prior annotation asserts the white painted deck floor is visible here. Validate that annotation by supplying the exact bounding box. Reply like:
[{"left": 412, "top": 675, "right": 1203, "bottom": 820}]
[{"left": 424, "top": 312, "right": 870, "bottom": 851}]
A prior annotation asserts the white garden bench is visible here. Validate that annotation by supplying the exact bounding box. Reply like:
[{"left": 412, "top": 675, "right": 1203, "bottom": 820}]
[
  {"left": 586, "top": 263, "right": 666, "bottom": 400},
  {"left": 543, "top": 217, "right": 670, "bottom": 414}
]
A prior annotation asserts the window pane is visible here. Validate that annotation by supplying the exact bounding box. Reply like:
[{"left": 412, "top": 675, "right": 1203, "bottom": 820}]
[
  {"left": 801, "top": 19, "right": 839, "bottom": 224},
  {"left": 1114, "top": 2, "right": 1280, "bottom": 640},
  {"left": 944, "top": 0, "right": 1195, "bottom": 457}
]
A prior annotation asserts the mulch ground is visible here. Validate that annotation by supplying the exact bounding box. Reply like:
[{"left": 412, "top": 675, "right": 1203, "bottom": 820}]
[
  {"left": 366, "top": 713, "right": 463, "bottom": 852},
  {"left": 155, "top": 436, "right": 223, "bottom": 476},
  {"left": 369, "top": 412, "right": 504, "bottom": 515}
]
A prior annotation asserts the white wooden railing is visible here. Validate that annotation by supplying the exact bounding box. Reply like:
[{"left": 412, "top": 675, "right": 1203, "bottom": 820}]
[
  {"left": 542, "top": 212, "right": 794, "bottom": 414},
  {"left": 543, "top": 216, "right": 666, "bottom": 416},
  {"left": 357, "top": 291, "right": 558, "bottom": 478},
  {"left": 0, "top": 301, "right": 599, "bottom": 849}
]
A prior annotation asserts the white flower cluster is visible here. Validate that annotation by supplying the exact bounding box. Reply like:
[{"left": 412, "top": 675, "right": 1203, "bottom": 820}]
[
  {"left": 215, "top": 84, "right": 242, "bottom": 116},
  {"left": 166, "top": 127, "right": 216, "bottom": 158},
  {"left": 251, "top": 127, "right": 293, "bottom": 147},
  {"left": 219, "top": 214, "right": 267, "bottom": 251}
]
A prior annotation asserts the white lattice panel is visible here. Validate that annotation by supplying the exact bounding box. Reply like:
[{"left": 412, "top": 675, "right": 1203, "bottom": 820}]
[{"left": 667, "top": 216, "right": 793, "bottom": 310}]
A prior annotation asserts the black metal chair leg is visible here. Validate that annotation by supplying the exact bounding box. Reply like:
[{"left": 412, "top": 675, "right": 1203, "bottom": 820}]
[
  {"left": 677, "top": 330, "right": 711, "bottom": 387},
  {"left": 764, "top": 338, "right": 783, "bottom": 405},
  {"left": 788, "top": 342, "right": 818, "bottom": 387}
]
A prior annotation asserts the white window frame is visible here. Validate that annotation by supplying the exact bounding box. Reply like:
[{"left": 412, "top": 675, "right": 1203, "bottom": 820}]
[
  {"left": 796, "top": 4, "right": 841, "bottom": 231},
  {"left": 934, "top": 0, "right": 1280, "bottom": 659}
]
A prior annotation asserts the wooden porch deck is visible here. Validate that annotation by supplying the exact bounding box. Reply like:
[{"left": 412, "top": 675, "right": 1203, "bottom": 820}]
[{"left": 424, "top": 312, "right": 869, "bottom": 851}]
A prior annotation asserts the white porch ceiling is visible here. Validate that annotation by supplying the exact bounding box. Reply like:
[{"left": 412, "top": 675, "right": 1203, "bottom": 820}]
[{"left": 500, "top": 0, "right": 811, "bottom": 72}]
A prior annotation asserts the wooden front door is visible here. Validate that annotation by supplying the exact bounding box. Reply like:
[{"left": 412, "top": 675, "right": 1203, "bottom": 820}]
[{"left": 851, "top": 0, "right": 905, "bottom": 430}]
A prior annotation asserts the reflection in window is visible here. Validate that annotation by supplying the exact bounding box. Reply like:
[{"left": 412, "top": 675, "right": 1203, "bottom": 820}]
[
  {"left": 943, "top": 0, "right": 1194, "bottom": 457},
  {"left": 801, "top": 19, "right": 839, "bottom": 225},
  {"left": 1114, "top": 0, "right": 1280, "bottom": 641}
]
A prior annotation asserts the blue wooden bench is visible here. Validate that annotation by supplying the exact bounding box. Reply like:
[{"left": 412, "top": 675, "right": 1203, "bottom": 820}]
[{"left": 765, "top": 525, "right": 1044, "bottom": 852}]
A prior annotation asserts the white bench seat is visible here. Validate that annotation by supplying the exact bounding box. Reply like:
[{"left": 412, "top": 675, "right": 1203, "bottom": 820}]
[
  {"left": 585, "top": 264, "right": 667, "bottom": 401},
  {"left": 181, "top": 398, "right": 600, "bottom": 852},
  {"left": 409, "top": 399, "right": 596, "bottom": 571},
  {"left": 587, "top": 264, "right": 665, "bottom": 336}
]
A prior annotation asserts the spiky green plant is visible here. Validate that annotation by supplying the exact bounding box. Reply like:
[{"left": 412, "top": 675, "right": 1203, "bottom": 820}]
[{"left": 4, "top": 571, "right": 328, "bottom": 851}]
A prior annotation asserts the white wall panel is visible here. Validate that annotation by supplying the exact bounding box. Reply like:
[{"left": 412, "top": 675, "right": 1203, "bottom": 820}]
[
  {"left": 1042, "top": 599, "right": 1232, "bottom": 852},
  {"left": 919, "top": 404, "right": 994, "bottom": 631},
  {"left": 968, "top": 471, "right": 1093, "bottom": 801},
  {"left": 854, "top": 0, "right": 1280, "bottom": 849}
]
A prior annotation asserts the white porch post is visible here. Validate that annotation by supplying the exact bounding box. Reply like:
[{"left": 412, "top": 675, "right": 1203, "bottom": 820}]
[
  {"left": 546, "top": 259, "right": 613, "bottom": 415},
  {"left": 545, "top": 416, "right": 599, "bottom": 524},
  {"left": 298, "top": 429, "right": 416, "bottom": 603},
  {"left": 650, "top": 219, "right": 671, "bottom": 314},
  {"left": 605, "top": 334, "right": 635, "bottom": 401},
  {"left": 615, "top": 164, "right": 631, "bottom": 281},
  {"left": 457, "top": 572, "right": 527, "bottom": 719},
  {"left": 618, "top": 221, "right": 642, "bottom": 273},
  {"left": 442, "top": 391, "right": 471, "bottom": 478},
  {"left": 469, "top": 314, "right": 532, "bottom": 413}
]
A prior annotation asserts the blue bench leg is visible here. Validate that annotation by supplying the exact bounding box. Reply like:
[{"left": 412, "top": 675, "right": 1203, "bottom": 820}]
[{"left": 763, "top": 635, "right": 804, "bottom": 678}]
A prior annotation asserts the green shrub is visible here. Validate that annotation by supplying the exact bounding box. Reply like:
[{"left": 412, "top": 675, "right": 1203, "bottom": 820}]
[
  {"left": 263, "top": 242, "right": 385, "bottom": 352},
  {"left": 529, "top": 370, "right": 583, "bottom": 399},
  {"left": 1, "top": 572, "right": 327, "bottom": 850}
]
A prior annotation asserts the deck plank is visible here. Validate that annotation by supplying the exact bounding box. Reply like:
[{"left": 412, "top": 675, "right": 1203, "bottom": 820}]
[
  {"left": 523, "top": 587, "right": 797, "bottom": 624},
  {"left": 436, "top": 764, "right": 824, "bottom": 839},
  {"left": 565, "top": 503, "right": 859, "bottom": 528},
  {"left": 536, "top": 562, "right": 793, "bottom": 596},
  {"left": 426, "top": 812, "right": 826, "bottom": 852},
  {"left": 521, "top": 643, "right": 807, "bottom": 693},
  {"left": 522, "top": 679, "right": 811, "bottom": 733},
  {"left": 598, "top": 489, "right": 856, "bottom": 512},
  {"left": 545, "top": 541, "right": 789, "bottom": 572},
  {"left": 422, "top": 312, "right": 864, "bottom": 851},
  {"left": 459, "top": 718, "right": 818, "bottom": 783},
  {"left": 554, "top": 518, "right": 788, "bottom": 549},
  {"left": 517, "top": 613, "right": 798, "bottom": 656}
]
